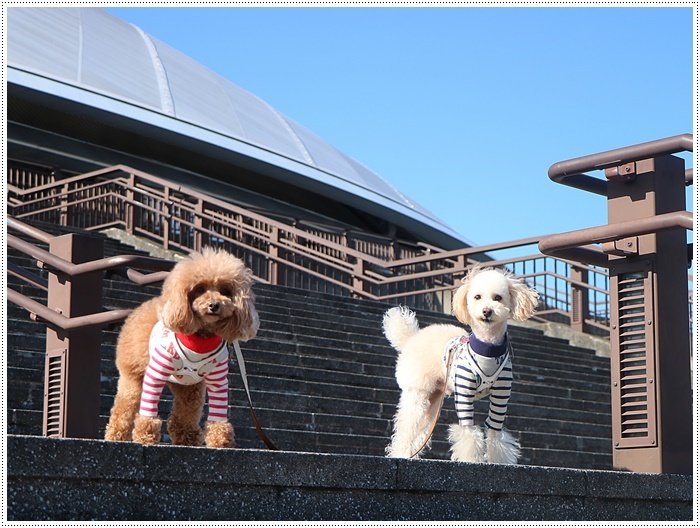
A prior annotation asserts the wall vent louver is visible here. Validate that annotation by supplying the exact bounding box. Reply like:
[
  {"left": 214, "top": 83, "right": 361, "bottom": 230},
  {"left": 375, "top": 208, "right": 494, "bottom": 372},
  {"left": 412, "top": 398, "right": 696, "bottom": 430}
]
[
  {"left": 612, "top": 264, "right": 657, "bottom": 449},
  {"left": 44, "top": 349, "right": 66, "bottom": 437}
]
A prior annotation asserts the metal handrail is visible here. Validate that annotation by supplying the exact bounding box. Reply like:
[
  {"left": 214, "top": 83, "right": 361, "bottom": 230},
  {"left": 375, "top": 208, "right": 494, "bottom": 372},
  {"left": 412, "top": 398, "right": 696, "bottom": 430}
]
[
  {"left": 8, "top": 164, "right": 420, "bottom": 265},
  {"left": 8, "top": 215, "right": 606, "bottom": 341},
  {"left": 7, "top": 166, "right": 511, "bottom": 281},
  {"left": 5, "top": 165, "right": 546, "bottom": 272},
  {"left": 548, "top": 133, "right": 693, "bottom": 196},
  {"left": 7, "top": 288, "right": 133, "bottom": 331},
  {"left": 7, "top": 217, "right": 175, "bottom": 331},
  {"left": 8, "top": 163, "right": 613, "bottom": 334},
  {"left": 8, "top": 261, "right": 48, "bottom": 290},
  {"left": 6, "top": 216, "right": 55, "bottom": 243},
  {"left": 7, "top": 236, "right": 175, "bottom": 279},
  {"left": 539, "top": 211, "right": 693, "bottom": 263}
]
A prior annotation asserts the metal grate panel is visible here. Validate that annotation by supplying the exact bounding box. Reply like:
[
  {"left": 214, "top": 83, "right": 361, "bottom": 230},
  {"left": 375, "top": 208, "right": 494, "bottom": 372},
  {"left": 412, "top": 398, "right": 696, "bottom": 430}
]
[
  {"left": 43, "top": 348, "right": 66, "bottom": 437},
  {"left": 611, "top": 263, "right": 657, "bottom": 449}
]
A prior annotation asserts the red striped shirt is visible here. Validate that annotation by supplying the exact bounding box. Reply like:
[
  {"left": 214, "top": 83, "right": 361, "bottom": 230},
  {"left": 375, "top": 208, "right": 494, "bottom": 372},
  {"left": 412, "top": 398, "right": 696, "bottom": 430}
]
[{"left": 139, "top": 322, "right": 230, "bottom": 422}]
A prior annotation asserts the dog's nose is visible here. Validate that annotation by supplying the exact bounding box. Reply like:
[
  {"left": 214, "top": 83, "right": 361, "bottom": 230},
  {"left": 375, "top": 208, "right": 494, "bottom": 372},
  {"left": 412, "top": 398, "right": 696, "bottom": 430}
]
[
  {"left": 482, "top": 308, "right": 493, "bottom": 318},
  {"left": 208, "top": 302, "right": 221, "bottom": 314}
]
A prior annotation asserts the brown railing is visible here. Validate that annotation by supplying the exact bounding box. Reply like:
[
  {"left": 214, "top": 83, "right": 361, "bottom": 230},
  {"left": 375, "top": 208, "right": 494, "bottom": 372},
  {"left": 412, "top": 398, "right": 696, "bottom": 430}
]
[
  {"left": 7, "top": 218, "right": 174, "bottom": 439},
  {"left": 8, "top": 161, "right": 610, "bottom": 335},
  {"left": 540, "top": 134, "right": 693, "bottom": 475}
]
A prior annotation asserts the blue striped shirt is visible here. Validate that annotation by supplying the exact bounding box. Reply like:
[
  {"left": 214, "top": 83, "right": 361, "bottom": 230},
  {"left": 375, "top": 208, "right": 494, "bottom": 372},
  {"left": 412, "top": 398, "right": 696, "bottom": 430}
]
[{"left": 446, "top": 334, "right": 513, "bottom": 431}]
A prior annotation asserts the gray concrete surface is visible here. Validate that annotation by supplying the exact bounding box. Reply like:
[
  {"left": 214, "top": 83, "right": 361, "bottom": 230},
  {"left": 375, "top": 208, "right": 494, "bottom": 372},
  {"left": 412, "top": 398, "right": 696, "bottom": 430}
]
[{"left": 7, "top": 435, "right": 691, "bottom": 521}]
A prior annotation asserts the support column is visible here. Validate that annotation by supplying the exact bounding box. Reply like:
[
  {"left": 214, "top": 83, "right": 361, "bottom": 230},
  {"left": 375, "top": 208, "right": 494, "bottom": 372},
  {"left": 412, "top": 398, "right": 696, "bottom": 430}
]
[
  {"left": 43, "top": 234, "right": 104, "bottom": 439},
  {"left": 606, "top": 155, "right": 691, "bottom": 474}
]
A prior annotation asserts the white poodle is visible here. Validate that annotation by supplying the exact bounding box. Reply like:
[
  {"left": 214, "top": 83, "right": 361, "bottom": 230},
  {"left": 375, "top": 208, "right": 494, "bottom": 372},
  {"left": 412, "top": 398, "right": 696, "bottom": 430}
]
[{"left": 383, "top": 265, "right": 539, "bottom": 464}]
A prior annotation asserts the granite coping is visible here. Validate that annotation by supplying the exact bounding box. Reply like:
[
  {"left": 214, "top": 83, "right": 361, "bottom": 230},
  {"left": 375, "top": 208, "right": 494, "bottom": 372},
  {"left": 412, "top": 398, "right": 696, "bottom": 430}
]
[{"left": 7, "top": 434, "right": 691, "bottom": 502}]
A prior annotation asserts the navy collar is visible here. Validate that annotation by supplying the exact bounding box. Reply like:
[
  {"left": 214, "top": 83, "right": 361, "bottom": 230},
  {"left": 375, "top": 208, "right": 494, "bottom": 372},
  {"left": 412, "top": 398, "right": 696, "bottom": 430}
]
[{"left": 469, "top": 334, "right": 509, "bottom": 358}]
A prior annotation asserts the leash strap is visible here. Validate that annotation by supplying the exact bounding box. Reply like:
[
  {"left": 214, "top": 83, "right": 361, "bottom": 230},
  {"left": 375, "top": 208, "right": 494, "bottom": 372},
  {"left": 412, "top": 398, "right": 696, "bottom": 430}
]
[
  {"left": 409, "top": 338, "right": 460, "bottom": 459},
  {"left": 231, "top": 341, "right": 279, "bottom": 450}
]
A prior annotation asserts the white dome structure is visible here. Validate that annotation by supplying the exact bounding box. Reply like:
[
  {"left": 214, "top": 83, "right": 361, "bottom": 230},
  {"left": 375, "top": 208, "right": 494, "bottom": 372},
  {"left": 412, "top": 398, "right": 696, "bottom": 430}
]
[{"left": 7, "top": 7, "right": 470, "bottom": 249}]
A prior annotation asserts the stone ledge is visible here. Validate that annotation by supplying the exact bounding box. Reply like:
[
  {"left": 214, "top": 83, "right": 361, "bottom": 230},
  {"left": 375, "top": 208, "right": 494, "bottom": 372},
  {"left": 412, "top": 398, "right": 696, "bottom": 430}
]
[
  {"left": 98, "top": 228, "right": 186, "bottom": 261},
  {"left": 7, "top": 435, "right": 691, "bottom": 521},
  {"left": 511, "top": 319, "right": 611, "bottom": 357}
]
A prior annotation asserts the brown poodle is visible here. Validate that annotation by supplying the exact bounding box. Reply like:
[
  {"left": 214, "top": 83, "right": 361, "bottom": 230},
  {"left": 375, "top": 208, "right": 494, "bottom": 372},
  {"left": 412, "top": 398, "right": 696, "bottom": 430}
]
[{"left": 105, "top": 247, "right": 259, "bottom": 448}]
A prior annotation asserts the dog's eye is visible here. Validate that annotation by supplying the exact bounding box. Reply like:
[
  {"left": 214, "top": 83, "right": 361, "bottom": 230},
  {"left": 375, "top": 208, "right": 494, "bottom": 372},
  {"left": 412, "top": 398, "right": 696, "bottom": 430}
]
[
  {"left": 220, "top": 287, "right": 233, "bottom": 297},
  {"left": 494, "top": 294, "right": 502, "bottom": 302},
  {"left": 192, "top": 285, "right": 206, "bottom": 296},
  {"left": 474, "top": 294, "right": 481, "bottom": 300}
]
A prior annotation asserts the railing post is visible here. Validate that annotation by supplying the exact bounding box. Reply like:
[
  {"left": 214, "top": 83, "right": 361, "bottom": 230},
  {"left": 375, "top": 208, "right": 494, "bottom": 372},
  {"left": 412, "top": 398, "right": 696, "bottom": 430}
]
[
  {"left": 569, "top": 265, "right": 589, "bottom": 334},
  {"left": 59, "top": 181, "right": 71, "bottom": 226},
  {"left": 268, "top": 226, "right": 280, "bottom": 285},
  {"left": 162, "top": 187, "right": 171, "bottom": 251},
  {"left": 194, "top": 201, "right": 204, "bottom": 252},
  {"left": 605, "top": 155, "right": 691, "bottom": 474},
  {"left": 44, "top": 233, "right": 104, "bottom": 439},
  {"left": 353, "top": 258, "right": 365, "bottom": 297},
  {"left": 125, "top": 172, "right": 135, "bottom": 235},
  {"left": 342, "top": 229, "right": 350, "bottom": 257}
]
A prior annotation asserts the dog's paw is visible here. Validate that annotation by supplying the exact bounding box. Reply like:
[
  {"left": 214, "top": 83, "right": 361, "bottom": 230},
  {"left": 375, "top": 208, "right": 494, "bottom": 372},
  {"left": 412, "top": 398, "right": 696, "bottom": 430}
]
[
  {"left": 167, "top": 419, "right": 204, "bottom": 446},
  {"left": 485, "top": 428, "right": 521, "bottom": 465},
  {"left": 104, "top": 420, "right": 132, "bottom": 442},
  {"left": 204, "top": 420, "right": 235, "bottom": 449},
  {"left": 448, "top": 424, "right": 485, "bottom": 463},
  {"left": 132, "top": 415, "right": 163, "bottom": 445}
]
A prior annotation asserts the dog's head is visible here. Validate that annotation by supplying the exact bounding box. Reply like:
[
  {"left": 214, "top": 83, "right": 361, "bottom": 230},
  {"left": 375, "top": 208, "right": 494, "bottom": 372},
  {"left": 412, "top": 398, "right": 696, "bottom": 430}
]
[
  {"left": 159, "top": 247, "right": 259, "bottom": 342},
  {"left": 452, "top": 265, "right": 539, "bottom": 338}
]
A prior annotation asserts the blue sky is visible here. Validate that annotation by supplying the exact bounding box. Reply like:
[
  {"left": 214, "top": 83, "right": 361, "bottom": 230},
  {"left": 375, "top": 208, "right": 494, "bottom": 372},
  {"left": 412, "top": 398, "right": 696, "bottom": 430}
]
[{"left": 105, "top": 6, "right": 694, "bottom": 251}]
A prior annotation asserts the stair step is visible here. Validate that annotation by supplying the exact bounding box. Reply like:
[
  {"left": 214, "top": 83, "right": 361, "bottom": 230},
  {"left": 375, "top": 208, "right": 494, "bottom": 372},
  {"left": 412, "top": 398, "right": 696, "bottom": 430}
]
[{"left": 7, "top": 222, "right": 616, "bottom": 470}]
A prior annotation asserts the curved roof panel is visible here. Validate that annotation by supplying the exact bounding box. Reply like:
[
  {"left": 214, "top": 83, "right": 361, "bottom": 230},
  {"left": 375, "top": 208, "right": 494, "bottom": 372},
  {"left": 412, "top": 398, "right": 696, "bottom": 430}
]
[{"left": 7, "top": 7, "right": 469, "bottom": 247}]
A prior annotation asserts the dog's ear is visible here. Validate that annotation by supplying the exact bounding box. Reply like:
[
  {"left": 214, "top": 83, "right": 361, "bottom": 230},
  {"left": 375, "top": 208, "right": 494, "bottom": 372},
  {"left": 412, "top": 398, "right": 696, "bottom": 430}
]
[
  {"left": 159, "top": 272, "right": 200, "bottom": 334},
  {"left": 452, "top": 278, "right": 472, "bottom": 325},
  {"left": 217, "top": 266, "right": 259, "bottom": 343},
  {"left": 452, "top": 265, "right": 486, "bottom": 325},
  {"left": 218, "top": 293, "right": 260, "bottom": 343},
  {"left": 508, "top": 278, "right": 540, "bottom": 321}
]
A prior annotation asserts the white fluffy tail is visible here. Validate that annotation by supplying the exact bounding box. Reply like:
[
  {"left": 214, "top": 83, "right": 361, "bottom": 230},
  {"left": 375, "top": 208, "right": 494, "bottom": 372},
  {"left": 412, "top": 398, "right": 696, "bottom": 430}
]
[{"left": 382, "top": 306, "right": 419, "bottom": 351}]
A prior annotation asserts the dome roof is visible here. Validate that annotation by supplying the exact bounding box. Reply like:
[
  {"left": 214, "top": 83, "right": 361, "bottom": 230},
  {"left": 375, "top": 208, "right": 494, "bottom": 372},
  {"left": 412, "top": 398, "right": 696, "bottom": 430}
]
[{"left": 7, "top": 7, "right": 469, "bottom": 248}]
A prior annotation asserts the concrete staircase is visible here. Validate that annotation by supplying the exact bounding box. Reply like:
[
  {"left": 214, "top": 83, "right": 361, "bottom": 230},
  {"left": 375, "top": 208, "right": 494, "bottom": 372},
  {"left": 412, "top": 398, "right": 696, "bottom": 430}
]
[{"left": 6, "top": 222, "right": 692, "bottom": 520}]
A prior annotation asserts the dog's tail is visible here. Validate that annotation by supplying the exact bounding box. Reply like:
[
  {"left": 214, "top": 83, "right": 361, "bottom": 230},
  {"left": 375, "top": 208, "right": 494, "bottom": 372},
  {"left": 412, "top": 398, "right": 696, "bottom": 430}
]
[{"left": 382, "top": 306, "right": 419, "bottom": 352}]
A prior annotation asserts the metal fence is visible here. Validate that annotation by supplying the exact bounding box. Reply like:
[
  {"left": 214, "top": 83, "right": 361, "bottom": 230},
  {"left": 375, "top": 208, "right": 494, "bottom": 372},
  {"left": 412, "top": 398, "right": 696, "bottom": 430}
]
[{"left": 8, "top": 161, "right": 614, "bottom": 336}]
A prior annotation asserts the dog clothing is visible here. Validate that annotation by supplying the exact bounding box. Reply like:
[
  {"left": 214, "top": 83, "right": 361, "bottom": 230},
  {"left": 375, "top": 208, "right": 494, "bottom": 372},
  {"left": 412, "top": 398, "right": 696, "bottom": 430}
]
[
  {"left": 139, "top": 320, "right": 230, "bottom": 422},
  {"left": 445, "top": 334, "right": 513, "bottom": 431}
]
